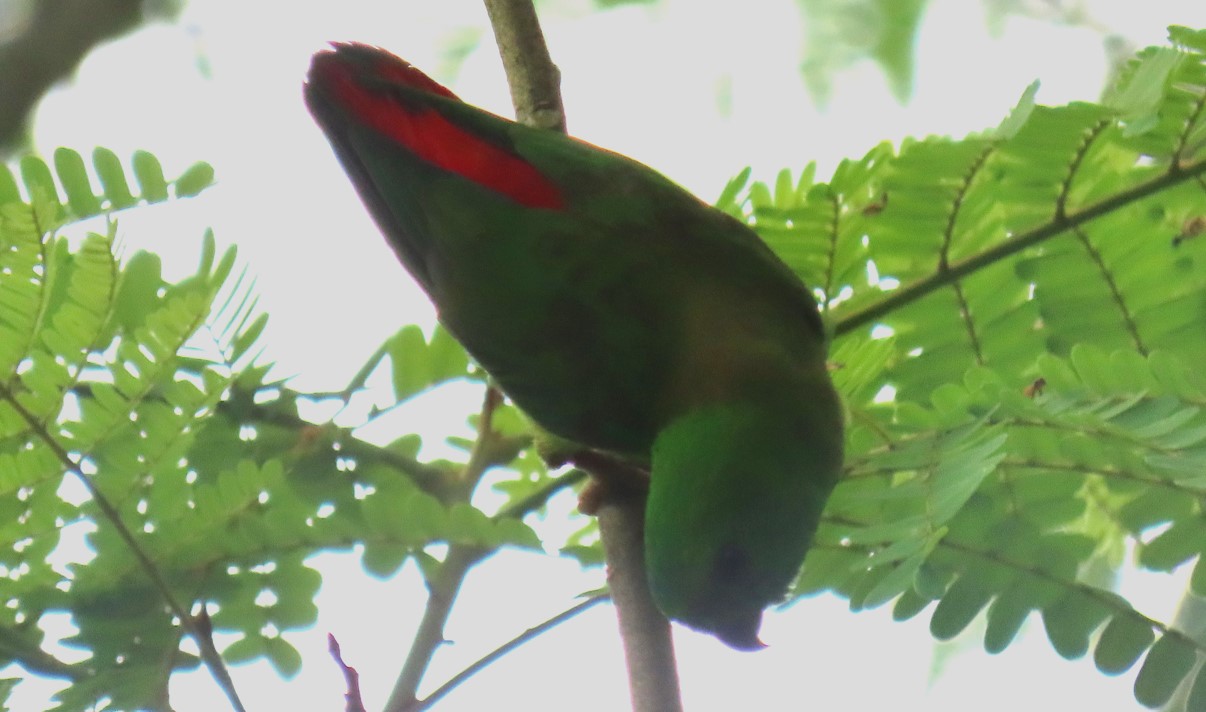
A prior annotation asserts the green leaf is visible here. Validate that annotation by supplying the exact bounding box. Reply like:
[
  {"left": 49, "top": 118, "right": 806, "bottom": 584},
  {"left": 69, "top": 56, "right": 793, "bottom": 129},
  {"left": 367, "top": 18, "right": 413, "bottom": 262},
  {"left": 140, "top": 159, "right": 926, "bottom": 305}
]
[
  {"left": 1041, "top": 591, "right": 1112, "bottom": 660},
  {"left": 994, "top": 80, "right": 1040, "bottom": 140},
  {"left": 0, "top": 678, "right": 17, "bottom": 709},
  {"left": 174, "top": 161, "right": 216, "bottom": 198},
  {"left": 1094, "top": 614, "right": 1155, "bottom": 675},
  {"left": 132, "top": 150, "right": 169, "bottom": 203},
  {"left": 91, "top": 147, "right": 137, "bottom": 209},
  {"left": 796, "top": 0, "right": 927, "bottom": 104},
  {"left": 0, "top": 164, "right": 19, "bottom": 206},
  {"left": 19, "top": 155, "right": 59, "bottom": 215},
  {"left": 892, "top": 588, "right": 931, "bottom": 622},
  {"left": 388, "top": 324, "right": 470, "bottom": 402},
  {"left": 265, "top": 637, "right": 302, "bottom": 678},
  {"left": 232, "top": 312, "right": 269, "bottom": 362},
  {"left": 1104, "top": 46, "right": 1181, "bottom": 135},
  {"left": 53, "top": 148, "right": 101, "bottom": 217},
  {"left": 715, "top": 166, "right": 751, "bottom": 214},
  {"left": 983, "top": 583, "right": 1033, "bottom": 654},
  {"left": 1139, "top": 519, "right": 1206, "bottom": 571},
  {"left": 930, "top": 574, "right": 992, "bottom": 640},
  {"left": 223, "top": 634, "right": 268, "bottom": 665},
  {"left": 1189, "top": 665, "right": 1206, "bottom": 712},
  {"left": 1133, "top": 634, "right": 1197, "bottom": 708},
  {"left": 869, "top": 0, "right": 927, "bottom": 102}
]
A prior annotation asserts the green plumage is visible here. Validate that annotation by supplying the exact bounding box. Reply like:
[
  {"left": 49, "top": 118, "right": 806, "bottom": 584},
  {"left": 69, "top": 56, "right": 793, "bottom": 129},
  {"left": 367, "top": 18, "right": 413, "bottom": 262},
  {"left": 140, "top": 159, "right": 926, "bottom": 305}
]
[{"left": 306, "top": 43, "right": 844, "bottom": 649}]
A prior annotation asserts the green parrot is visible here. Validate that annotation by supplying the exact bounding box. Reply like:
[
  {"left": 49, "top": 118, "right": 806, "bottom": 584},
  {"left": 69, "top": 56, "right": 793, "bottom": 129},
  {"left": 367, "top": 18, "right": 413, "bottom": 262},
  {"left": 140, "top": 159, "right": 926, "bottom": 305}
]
[{"left": 305, "top": 43, "right": 844, "bottom": 650}]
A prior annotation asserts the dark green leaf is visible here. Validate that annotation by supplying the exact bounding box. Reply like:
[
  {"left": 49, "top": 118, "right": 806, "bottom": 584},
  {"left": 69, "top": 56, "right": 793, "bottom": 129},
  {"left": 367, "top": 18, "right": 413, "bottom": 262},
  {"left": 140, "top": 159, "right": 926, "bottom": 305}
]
[
  {"left": 1134, "top": 634, "right": 1197, "bottom": 707},
  {"left": 983, "top": 584, "right": 1033, "bottom": 654},
  {"left": 1188, "top": 664, "right": 1206, "bottom": 712},
  {"left": 892, "top": 588, "right": 931, "bottom": 622},
  {"left": 1094, "top": 614, "right": 1155, "bottom": 675},
  {"left": 1139, "top": 520, "right": 1206, "bottom": 571},
  {"left": 1041, "top": 592, "right": 1113, "bottom": 659},
  {"left": 930, "top": 574, "right": 992, "bottom": 640}
]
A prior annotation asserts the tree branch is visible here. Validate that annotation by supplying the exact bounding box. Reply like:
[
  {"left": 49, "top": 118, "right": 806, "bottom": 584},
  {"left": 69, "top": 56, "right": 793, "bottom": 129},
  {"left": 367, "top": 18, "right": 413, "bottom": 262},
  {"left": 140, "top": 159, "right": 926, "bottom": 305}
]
[
  {"left": 482, "top": 0, "right": 566, "bottom": 132},
  {"left": 481, "top": 4, "right": 684, "bottom": 710},
  {"left": 597, "top": 493, "right": 684, "bottom": 712}
]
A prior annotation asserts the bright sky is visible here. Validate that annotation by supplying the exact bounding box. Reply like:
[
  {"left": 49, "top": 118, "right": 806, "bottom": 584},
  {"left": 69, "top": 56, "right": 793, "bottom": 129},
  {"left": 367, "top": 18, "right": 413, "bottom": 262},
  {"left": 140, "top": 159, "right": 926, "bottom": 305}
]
[{"left": 10, "top": 0, "right": 1206, "bottom": 710}]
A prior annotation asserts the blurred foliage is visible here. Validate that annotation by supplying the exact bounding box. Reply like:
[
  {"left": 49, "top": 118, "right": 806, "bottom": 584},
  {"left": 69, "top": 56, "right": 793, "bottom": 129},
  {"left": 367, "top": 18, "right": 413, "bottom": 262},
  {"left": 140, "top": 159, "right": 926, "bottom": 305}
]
[
  {"left": 564, "top": 0, "right": 1138, "bottom": 106},
  {"left": 0, "top": 0, "right": 190, "bottom": 155},
  {"left": 797, "top": 0, "right": 927, "bottom": 103}
]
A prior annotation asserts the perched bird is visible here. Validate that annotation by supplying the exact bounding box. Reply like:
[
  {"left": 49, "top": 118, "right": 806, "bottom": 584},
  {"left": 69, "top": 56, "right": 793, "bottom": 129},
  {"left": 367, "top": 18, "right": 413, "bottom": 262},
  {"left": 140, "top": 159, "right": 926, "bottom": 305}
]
[{"left": 305, "top": 43, "right": 844, "bottom": 650}]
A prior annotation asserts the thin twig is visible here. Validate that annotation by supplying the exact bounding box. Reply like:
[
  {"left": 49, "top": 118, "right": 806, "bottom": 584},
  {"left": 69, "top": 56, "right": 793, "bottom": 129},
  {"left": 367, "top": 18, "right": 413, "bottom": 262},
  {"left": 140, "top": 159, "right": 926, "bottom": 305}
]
[
  {"left": 495, "top": 467, "right": 588, "bottom": 519},
  {"left": 414, "top": 594, "right": 609, "bottom": 710},
  {"left": 383, "top": 386, "right": 503, "bottom": 712},
  {"left": 328, "top": 633, "right": 368, "bottom": 712},
  {"left": 385, "top": 545, "right": 487, "bottom": 712}
]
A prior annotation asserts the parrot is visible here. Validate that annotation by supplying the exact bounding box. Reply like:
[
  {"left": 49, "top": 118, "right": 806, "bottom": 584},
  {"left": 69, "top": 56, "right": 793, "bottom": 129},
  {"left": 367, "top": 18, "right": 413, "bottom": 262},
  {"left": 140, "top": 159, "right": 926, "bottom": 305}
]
[{"left": 304, "top": 43, "right": 844, "bottom": 650}]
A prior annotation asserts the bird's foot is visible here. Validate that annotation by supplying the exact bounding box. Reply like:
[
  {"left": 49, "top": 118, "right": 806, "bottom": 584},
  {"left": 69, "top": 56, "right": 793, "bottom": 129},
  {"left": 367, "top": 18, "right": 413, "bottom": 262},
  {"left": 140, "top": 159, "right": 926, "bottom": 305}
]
[{"left": 560, "top": 450, "right": 649, "bottom": 515}]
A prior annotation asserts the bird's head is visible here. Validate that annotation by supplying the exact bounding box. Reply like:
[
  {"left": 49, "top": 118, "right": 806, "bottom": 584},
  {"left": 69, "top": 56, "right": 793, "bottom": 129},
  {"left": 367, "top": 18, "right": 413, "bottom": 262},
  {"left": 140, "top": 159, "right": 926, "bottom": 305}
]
[{"left": 644, "top": 392, "right": 843, "bottom": 650}]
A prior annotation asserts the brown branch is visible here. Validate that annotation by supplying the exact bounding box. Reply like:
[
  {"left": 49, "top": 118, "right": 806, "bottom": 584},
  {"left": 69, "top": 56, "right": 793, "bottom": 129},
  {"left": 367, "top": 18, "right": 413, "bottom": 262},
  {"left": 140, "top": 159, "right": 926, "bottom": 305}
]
[
  {"left": 482, "top": 0, "right": 566, "bottom": 132},
  {"left": 481, "top": 4, "right": 684, "bottom": 711},
  {"left": 597, "top": 493, "right": 684, "bottom": 712}
]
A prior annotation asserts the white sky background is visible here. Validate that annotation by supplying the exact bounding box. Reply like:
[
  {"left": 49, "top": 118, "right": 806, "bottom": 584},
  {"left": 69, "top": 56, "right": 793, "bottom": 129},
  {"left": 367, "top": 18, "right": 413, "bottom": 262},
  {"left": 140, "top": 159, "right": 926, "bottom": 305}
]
[{"left": 8, "top": 0, "right": 1206, "bottom": 709}]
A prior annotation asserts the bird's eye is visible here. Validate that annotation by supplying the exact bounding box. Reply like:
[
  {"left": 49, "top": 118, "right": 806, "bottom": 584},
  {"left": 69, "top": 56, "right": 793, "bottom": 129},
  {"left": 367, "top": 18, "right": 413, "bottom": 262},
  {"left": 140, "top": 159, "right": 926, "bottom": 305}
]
[{"left": 710, "top": 543, "right": 750, "bottom": 585}]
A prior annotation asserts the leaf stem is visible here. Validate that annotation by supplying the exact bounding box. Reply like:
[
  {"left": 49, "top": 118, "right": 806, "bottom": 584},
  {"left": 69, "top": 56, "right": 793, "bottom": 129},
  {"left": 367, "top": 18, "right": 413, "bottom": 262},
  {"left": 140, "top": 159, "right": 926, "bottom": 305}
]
[
  {"left": 413, "top": 594, "right": 609, "bottom": 710},
  {"left": 383, "top": 544, "right": 487, "bottom": 712},
  {"left": 833, "top": 158, "right": 1206, "bottom": 336}
]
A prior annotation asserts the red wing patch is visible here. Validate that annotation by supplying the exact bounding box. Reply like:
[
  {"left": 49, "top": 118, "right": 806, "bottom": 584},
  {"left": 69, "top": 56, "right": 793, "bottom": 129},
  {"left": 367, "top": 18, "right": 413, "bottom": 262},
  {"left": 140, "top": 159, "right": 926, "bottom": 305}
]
[{"left": 310, "top": 48, "right": 565, "bottom": 211}]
